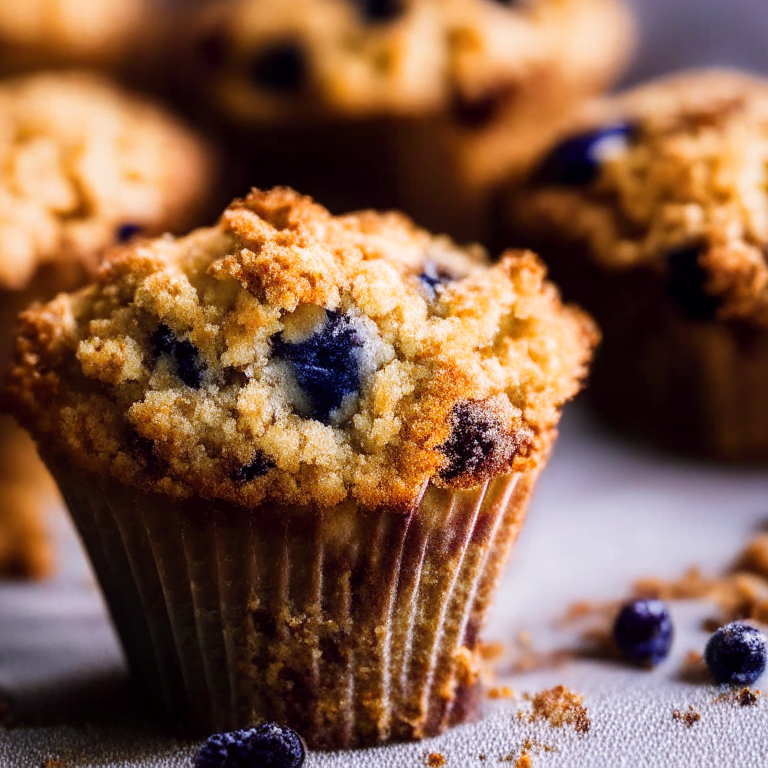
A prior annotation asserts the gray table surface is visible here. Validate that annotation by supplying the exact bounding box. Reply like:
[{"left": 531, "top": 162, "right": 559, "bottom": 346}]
[{"left": 4, "top": 0, "right": 768, "bottom": 765}]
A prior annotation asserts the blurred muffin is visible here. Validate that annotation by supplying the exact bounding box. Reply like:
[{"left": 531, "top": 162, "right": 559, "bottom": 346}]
[
  {"left": 7, "top": 188, "right": 596, "bottom": 743},
  {"left": 0, "top": 71, "right": 215, "bottom": 577},
  {"left": 0, "top": 0, "right": 149, "bottom": 75},
  {"left": 183, "top": 0, "right": 634, "bottom": 239},
  {"left": 504, "top": 70, "right": 768, "bottom": 460}
]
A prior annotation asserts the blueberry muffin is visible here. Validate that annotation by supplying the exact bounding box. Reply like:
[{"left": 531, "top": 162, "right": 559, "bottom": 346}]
[
  {"left": 0, "top": 71, "right": 215, "bottom": 577},
  {"left": 184, "top": 0, "right": 634, "bottom": 238},
  {"left": 504, "top": 70, "right": 768, "bottom": 460},
  {"left": 7, "top": 188, "right": 596, "bottom": 744},
  {"left": 0, "top": 0, "right": 149, "bottom": 75}
]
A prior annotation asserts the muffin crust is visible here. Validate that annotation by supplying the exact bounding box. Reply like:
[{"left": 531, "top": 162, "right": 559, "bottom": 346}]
[{"left": 8, "top": 188, "right": 595, "bottom": 512}]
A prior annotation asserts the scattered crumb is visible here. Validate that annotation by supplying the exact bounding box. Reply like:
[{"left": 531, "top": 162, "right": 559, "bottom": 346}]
[
  {"left": 518, "top": 686, "right": 590, "bottom": 735},
  {"left": 515, "top": 752, "right": 532, "bottom": 768},
  {"left": 673, "top": 706, "right": 701, "bottom": 727},
  {"left": 715, "top": 688, "right": 761, "bottom": 707},
  {"left": 499, "top": 754, "right": 515, "bottom": 763},
  {"left": 521, "top": 738, "right": 554, "bottom": 753},
  {"left": 41, "top": 759, "right": 64, "bottom": 768},
  {"left": 478, "top": 754, "right": 487, "bottom": 762},
  {"left": 479, "top": 641, "right": 506, "bottom": 662},
  {"left": 427, "top": 752, "right": 446, "bottom": 767},
  {"left": 488, "top": 686, "right": 516, "bottom": 700}
]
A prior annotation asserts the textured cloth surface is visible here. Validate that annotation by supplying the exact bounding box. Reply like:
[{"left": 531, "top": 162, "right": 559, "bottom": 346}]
[{"left": 3, "top": 406, "right": 768, "bottom": 766}]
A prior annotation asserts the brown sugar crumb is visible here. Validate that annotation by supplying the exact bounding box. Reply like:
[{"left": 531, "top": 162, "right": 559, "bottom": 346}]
[
  {"left": 427, "top": 753, "right": 447, "bottom": 767},
  {"left": 479, "top": 641, "right": 506, "bottom": 662},
  {"left": 673, "top": 706, "right": 701, "bottom": 727},
  {"left": 519, "top": 686, "right": 591, "bottom": 735},
  {"left": 715, "top": 688, "right": 761, "bottom": 707},
  {"left": 41, "top": 759, "right": 64, "bottom": 768},
  {"left": 478, "top": 754, "right": 487, "bottom": 762},
  {"left": 521, "top": 738, "right": 554, "bottom": 753},
  {"left": 515, "top": 752, "right": 533, "bottom": 768},
  {"left": 488, "top": 686, "right": 516, "bottom": 700}
]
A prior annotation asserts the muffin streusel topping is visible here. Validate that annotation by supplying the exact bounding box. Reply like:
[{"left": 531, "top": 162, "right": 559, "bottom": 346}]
[
  {"left": 508, "top": 70, "right": 768, "bottom": 325},
  {"left": 8, "top": 188, "right": 595, "bottom": 511}
]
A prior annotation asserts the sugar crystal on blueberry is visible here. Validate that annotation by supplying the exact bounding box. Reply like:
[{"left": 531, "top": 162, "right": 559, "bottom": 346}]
[
  {"left": 705, "top": 623, "right": 767, "bottom": 686},
  {"left": 194, "top": 723, "right": 306, "bottom": 768},
  {"left": 535, "top": 123, "right": 635, "bottom": 186},
  {"left": 272, "top": 309, "right": 363, "bottom": 423},
  {"left": 151, "top": 323, "right": 205, "bottom": 389}
]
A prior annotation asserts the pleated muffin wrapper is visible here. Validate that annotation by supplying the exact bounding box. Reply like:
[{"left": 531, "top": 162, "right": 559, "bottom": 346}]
[{"left": 49, "top": 460, "right": 538, "bottom": 749}]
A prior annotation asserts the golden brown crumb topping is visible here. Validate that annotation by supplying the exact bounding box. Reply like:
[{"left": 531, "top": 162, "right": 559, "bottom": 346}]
[
  {"left": 0, "top": 71, "right": 213, "bottom": 291},
  {"left": 507, "top": 70, "right": 768, "bottom": 325},
  {"left": 7, "top": 188, "right": 595, "bottom": 511}
]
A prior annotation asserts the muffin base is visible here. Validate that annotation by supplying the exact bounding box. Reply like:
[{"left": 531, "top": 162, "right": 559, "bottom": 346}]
[
  {"left": 50, "top": 464, "right": 537, "bottom": 748},
  {"left": 533, "top": 243, "right": 768, "bottom": 462}
]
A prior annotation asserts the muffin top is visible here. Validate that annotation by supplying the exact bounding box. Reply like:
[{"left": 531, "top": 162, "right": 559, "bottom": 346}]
[
  {"left": 0, "top": 0, "right": 147, "bottom": 73},
  {"left": 189, "top": 0, "right": 632, "bottom": 123},
  {"left": 506, "top": 70, "right": 768, "bottom": 325},
  {"left": 7, "top": 188, "right": 596, "bottom": 512},
  {"left": 0, "top": 72, "right": 214, "bottom": 291}
]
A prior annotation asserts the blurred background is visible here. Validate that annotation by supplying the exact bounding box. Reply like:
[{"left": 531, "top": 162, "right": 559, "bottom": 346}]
[{"left": 628, "top": 0, "right": 768, "bottom": 82}]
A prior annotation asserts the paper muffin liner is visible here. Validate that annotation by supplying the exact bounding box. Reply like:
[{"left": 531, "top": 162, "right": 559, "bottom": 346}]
[
  {"left": 536, "top": 248, "right": 768, "bottom": 462},
  {"left": 49, "top": 461, "right": 537, "bottom": 749},
  {"left": 591, "top": 293, "right": 768, "bottom": 462}
]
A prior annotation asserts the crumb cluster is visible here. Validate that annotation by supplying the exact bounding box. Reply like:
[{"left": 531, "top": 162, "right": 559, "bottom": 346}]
[
  {"left": 7, "top": 187, "right": 595, "bottom": 512},
  {"left": 517, "top": 686, "right": 590, "bottom": 735}
]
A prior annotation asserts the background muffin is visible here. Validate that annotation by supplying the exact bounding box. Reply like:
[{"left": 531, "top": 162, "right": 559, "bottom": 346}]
[
  {"left": 181, "top": 0, "right": 634, "bottom": 239},
  {"left": 7, "top": 188, "right": 596, "bottom": 744},
  {"left": 504, "top": 70, "right": 768, "bottom": 461},
  {"left": 0, "top": 0, "right": 150, "bottom": 75},
  {"left": 0, "top": 70, "right": 215, "bottom": 577}
]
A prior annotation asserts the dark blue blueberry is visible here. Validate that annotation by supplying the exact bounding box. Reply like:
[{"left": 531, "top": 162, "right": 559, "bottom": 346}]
[
  {"left": 231, "top": 451, "right": 275, "bottom": 484},
  {"left": 418, "top": 262, "right": 454, "bottom": 301},
  {"left": 272, "top": 310, "right": 363, "bottom": 423},
  {"left": 438, "top": 400, "right": 526, "bottom": 485},
  {"left": 250, "top": 43, "right": 307, "bottom": 92},
  {"left": 667, "top": 245, "right": 721, "bottom": 321},
  {"left": 194, "top": 723, "right": 306, "bottom": 768},
  {"left": 354, "top": 0, "right": 403, "bottom": 22},
  {"left": 151, "top": 324, "right": 205, "bottom": 389},
  {"left": 613, "top": 599, "right": 673, "bottom": 666},
  {"left": 705, "top": 623, "right": 768, "bottom": 686},
  {"left": 535, "top": 124, "right": 635, "bottom": 186},
  {"left": 116, "top": 223, "right": 143, "bottom": 243}
]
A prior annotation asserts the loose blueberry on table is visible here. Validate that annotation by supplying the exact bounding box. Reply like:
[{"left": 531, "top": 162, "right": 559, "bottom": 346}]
[
  {"left": 613, "top": 599, "right": 674, "bottom": 666},
  {"left": 705, "top": 622, "right": 768, "bottom": 686},
  {"left": 272, "top": 309, "right": 363, "bottom": 423},
  {"left": 666, "top": 245, "right": 721, "bottom": 321},
  {"left": 151, "top": 323, "right": 205, "bottom": 389},
  {"left": 194, "top": 723, "right": 306, "bottom": 768},
  {"left": 535, "top": 123, "right": 635, "bottom": 186}
]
